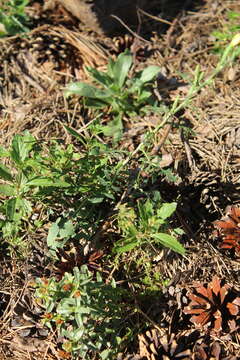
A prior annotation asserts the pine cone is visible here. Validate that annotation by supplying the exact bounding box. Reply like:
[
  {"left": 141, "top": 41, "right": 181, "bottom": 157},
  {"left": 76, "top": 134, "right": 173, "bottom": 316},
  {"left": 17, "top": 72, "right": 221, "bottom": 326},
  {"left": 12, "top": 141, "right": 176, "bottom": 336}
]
[
  {"left": 183, "top": 276, "right": 240, "bottom": 333},
  {"left": 138, "top": 328, "right": 199, "bottom": 359}
]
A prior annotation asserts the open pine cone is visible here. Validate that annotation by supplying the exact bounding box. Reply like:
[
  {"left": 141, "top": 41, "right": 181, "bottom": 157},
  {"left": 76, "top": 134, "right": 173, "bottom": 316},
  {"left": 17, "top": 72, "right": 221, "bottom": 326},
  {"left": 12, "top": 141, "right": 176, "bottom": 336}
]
[
  {"left": 183, "top": 276, "right": 240, "bottom": 333},
  {"left": 138, "top": 328, "right": 200, "bottom": 360}
]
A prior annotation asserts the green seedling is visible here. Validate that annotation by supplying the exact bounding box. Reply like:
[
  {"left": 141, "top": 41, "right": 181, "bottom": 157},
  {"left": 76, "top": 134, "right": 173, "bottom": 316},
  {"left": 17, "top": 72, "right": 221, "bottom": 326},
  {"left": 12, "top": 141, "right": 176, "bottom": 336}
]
[
  {"left": 113, "top": 192, "right": 185, "bottom": 255},
  {"left": 64, "top": 51, "right": 160, "bottom": 141},
  {"left": 35, "top": 265, "right": 122, "bottom": 359}
]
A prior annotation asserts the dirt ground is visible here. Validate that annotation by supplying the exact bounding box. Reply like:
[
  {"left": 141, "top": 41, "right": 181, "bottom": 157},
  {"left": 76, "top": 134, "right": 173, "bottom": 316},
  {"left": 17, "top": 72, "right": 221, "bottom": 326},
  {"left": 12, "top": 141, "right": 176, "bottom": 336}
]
[{"left": 0, "top": 0, "right": 240, "bottom": 359}]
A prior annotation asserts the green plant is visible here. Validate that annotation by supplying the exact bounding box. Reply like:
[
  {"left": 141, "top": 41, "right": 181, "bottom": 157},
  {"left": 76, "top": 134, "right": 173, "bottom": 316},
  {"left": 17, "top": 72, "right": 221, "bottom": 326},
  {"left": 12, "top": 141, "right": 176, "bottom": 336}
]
[
  {"left": 0, "top": 132, "right": 71, "bottom": 252},
  {"left": 0, "top": 0, "right": 30, "bottom": 37},
  {"left": 118, "top": 33, "right": 240, "bottom": 172},
  {"left": 113, "top": 192, "right": 185, "bottom": 255},
  {"left": 45, "top": 130, "right": 127, "bottom": 255},
  {"left": 0, "top": 131, "right": 127, "bottom": 254},
  {"left": 64, "top": 51, "right": 161, "bottom": 141},
  {"left": 35, "top": 265, "right": 123, "bottom": 359},
  {"left": 141, "top": 261, "right": 165, "bottom": 291}
]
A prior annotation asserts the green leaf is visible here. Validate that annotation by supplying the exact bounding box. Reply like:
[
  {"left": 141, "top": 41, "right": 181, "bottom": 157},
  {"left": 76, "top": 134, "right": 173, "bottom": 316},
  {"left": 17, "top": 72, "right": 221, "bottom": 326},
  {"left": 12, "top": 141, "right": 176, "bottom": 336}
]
[
  {"left": 88, "top": 196, "right": 104, "bottom": 203},
  {"left": 11, "top": 132, "right": 35, "bottom": 165},
  {"left": 6, "top": 198, "right": 17, "bottom": 220},
  {"left": 100, "top": 349, "right": 112, "bottom": 360},
  {"left": 75, "top": 306, "right": 91, "bottom": 314},
  {"left": 114, "top": 241, "right": 138, "bottom": 253},
  {"left": 174, "top": 227, "right": 184, "bottom": 235},
  {"left": 0, "top": 163, "right": 13, "bottom": 181},
  {"left": 139, "top": 199, "right": 153, "bottom": 222},
  {"left": 103, "top": 114, "right": 123, "bottom": 142},
  {"left": 26, "top": 177, "right": 70, "bottom": 187},
  {"left": 137, "top": 90, "right": 152, "bottom": 102},
  {"left": 138, "top": 65, "right": 160, "bottom": 83},
  {"left": 112, "top": 51, "right": 132, "bottom": 88},
  {"left": 158, "top": 202, "right": 177, "bottom": 220},
  {"left": 0, "top": 146, "right": 9, "bottom": 157},
  {"left": 227, "top": 11, "right": 240, "bottom": 20},
  {"left": 84, "top": 98, "right": 110, "bottom": 109},
  {"left": 152, "top": 233, "right": 185, "bottom": 255},
  {"left": 0, "top": 184, "right": 16, "bottom": 196},
  {"left": 59, "top": 220, "right": 75, "bottom": 238},
  {"left": 64, "top": 126, "right": 87, "bottom": 146},
  {"left": 47, "top": 222, "right": 59, "bottom": 249},
  {"left": 58, "top": 298, "right": 76, "bottom": 314},
  {"left": 87, "top": 67, "right": 112, "bottom": 88},
  {"left": 161, "top": 169, "right": 179, "bottom": 183},
  {"left": 64, "top": 82, "right": 110, "bottom": 99},
  {"left": 19, "top": 198, "right": 32, "bottom": 216},
  {"left": 47, "top": 218, "right": 74, "bottom": 251}
]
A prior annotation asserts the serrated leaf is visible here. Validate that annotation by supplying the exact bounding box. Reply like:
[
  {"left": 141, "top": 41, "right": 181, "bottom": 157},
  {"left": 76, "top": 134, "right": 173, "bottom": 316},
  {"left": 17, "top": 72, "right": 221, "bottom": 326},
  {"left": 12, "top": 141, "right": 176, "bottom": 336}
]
[
  {"left": 17, "top": 198, "right": 32, "bottom": 216},
  {"left": 11, "top": 132, "right": 35, "bottom": 164}
]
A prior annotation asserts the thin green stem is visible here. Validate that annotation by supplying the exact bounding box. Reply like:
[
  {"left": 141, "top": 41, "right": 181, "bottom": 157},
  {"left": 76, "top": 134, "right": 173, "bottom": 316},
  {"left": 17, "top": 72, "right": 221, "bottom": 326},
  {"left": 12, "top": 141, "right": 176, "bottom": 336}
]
[{"left": 121, "top": 39, "right": 240, "bottom": 168}]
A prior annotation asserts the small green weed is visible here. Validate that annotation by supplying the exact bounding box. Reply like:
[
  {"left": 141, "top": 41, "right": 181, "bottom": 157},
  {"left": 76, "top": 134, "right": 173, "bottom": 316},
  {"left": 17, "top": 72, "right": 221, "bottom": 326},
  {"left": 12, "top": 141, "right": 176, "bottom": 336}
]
[
  {"left": 0, "top": 130, "right": 126, "bottom": 255},
  {"left": 113, "top": 192, "right": 185, "bottom": 255},
  {"left": 0, "top": 132, "right": 71, "bottom": 252},
  {"left": 64, "top": 51, "right": 160, "bottom": 141},
  {"left": 0, "top": 0, "right": 30, "bottom": 36},
  {"left": 45, "top": 130, "right": 126, "bottom": 256},
  {"left": 35, "top": 265, "right": 123, "bottom": 359}
]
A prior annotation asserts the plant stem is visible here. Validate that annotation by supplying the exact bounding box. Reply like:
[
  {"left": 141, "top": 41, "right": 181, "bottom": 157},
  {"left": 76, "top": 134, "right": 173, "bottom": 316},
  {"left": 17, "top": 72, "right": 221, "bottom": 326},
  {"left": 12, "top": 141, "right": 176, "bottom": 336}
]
[{"left": 121, "top": 38, "right": 240, "bottom": 167}]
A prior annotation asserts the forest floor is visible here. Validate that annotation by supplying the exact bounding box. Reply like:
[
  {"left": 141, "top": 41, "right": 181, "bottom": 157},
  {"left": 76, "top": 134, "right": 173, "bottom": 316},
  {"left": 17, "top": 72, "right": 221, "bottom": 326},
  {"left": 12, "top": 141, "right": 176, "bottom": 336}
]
[{"left": 0, "top": 0, "right": 240, "bottom": 359}]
